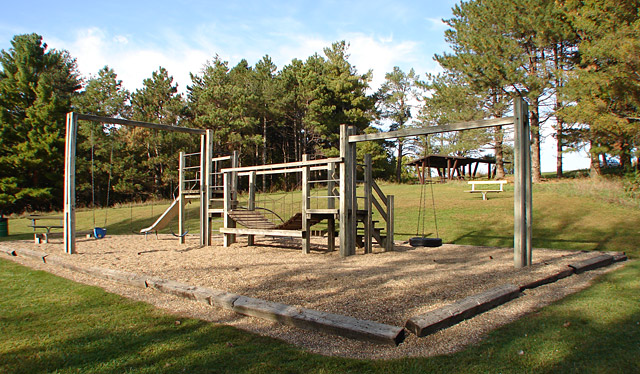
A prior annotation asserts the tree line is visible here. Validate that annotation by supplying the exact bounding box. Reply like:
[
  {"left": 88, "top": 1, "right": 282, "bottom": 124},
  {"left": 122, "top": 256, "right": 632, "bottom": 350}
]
[{"left": 1, "top": 0, "right": 638, "bottom": 214}]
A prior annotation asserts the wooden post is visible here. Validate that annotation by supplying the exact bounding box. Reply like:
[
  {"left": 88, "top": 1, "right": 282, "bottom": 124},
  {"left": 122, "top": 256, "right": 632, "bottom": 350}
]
[
  {"left": 327, "top": 161, "right": 336, "bottom": 252},
  {"left": 247, "top": 171, "right": 256, "bottom": 246},
  {"left": 178, "top": 151, "right": 186, "bottom": 244},
  {"left": 200, "top": 130, "right": 213, "bottom": 246},
  {"left": 339, "top": 124, "right": 351, "bottom": 257},
  {"left": 327, "top": 216, "right": 336, "bottom": 252},
  {"left": 386, "top": 195, "right": 394, "bottom": 252},
  {"left": 302, "top": 155, "right": 311, "bottom": 254},
  {"left": 364, "top": 154, "right": 373, "bottom": 254},
  {"left": 223, "top": 171, "right": 236, "bottom": 246},
  {"left": 63, "top": 112, "right": 78, "bottom": 254},
  {"left": 348, "top": 126, "right": 357, "bottom": 256},
  {"left": 514, "top": 97, "right": 532, "bottom": 268}
]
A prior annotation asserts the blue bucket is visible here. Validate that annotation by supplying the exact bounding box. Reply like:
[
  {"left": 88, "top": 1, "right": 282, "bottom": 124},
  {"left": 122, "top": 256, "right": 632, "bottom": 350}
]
[{"left": 93, "top": 227, "right": 107, "bottom": 239}]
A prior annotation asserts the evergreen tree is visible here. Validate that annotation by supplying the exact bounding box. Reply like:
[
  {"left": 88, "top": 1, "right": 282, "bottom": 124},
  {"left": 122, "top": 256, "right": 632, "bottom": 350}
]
[
  {"left": 73, "top": 66, "right": 131, "bottom": 206},
  {"left": 436, "top": 0, "right": 578, "bottom": 182},
  {"left": 376, "top": 66, "right": 420, "bottom": 182},
  {"left": 0, "top": 33, "right": 81, "bottom": 213},
  {"left": 130, "top": 67, "right": 187, "bottom": 199},
  {"left": 560, "top": 0, "right": 640, "bottom": 174}
]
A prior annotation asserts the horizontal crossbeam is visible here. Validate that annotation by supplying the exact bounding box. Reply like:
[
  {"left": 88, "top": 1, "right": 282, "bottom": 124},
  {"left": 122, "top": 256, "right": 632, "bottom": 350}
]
[
  {"left": 349, "top": 117, "right": 514, "bottom": 143},
  {"left": 75, "top": 113, "right": 206, "bottom": 135}
]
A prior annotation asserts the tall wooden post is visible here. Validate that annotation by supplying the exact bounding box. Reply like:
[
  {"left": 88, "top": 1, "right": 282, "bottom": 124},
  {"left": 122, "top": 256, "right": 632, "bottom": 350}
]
[
  {"left": 200, "top": 130, "right": 213, "bottom": 246},
  {"left": 364, "top": 154, "right": 373, "bottom": 254},
  {"left": 178, "top": 151, "right": 186, "bottom": 244},
  {"left": 302, "top": 155, "right": 311, "bottom": 254},
  {"left": 223, "top": 171, "right": 236, "bottom": 246},
  {"left": 339, "top": 124, "right": 351, "bottom": 257},
  {"left": 348, "top": 126, "right": 358, "bottom": 256},
  {"left": 327, "top": 161, "right": 336, "bottom": 252},
  {"left": 514, "top": 97, "right": 532, "bottom": 268},
  {"left": 247, "top": 171, "right": 256, "bottom": 246},
  {"left": 63, "top": 112, "right": 78, "bottom": 254}
]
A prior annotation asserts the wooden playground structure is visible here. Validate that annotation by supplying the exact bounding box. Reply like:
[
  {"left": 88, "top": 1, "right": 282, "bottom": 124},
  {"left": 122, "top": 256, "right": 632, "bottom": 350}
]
[{"left": 63, "top": 98, "right": 533, "bottom": 268}]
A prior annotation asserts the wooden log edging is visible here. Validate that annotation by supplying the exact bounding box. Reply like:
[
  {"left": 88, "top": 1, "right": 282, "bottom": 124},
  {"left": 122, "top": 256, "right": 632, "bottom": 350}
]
[
  {"left": 406, "top": 284, "right": 521, "bottom": 337},
  {"left": 568, "top": 254, "right": 614, "bottom": 274},
  {"left": 4, "top": 247, "right": 404, "bottom": 346},
  {"left": 232, "top": 295, "right": 405, "bottom": 346}
]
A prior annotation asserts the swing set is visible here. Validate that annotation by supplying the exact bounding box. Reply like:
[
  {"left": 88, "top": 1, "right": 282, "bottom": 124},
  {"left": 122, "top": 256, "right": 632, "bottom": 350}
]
[{"left": 64, "top": 97, "right": 533, "bottom": 269}]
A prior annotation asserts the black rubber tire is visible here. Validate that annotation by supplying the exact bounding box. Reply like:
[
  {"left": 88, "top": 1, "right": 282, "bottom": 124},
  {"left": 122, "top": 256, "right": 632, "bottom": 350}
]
[{"left": 409, "top": 237, "right": 442, "bottom": 247}]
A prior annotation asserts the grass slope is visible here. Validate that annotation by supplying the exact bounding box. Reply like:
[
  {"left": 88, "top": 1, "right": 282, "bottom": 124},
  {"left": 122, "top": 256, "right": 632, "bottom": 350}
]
[
  {"left": 1, "top": 257, "right": 638, "bottom": 373},
  {"left": 3, "top": 178, "right": 639, "bottom": 257}
]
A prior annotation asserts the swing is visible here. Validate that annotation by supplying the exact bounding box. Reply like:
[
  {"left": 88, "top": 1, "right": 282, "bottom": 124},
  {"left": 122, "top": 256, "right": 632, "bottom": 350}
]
[
  {"left": 89, "top": 127, "right": 112, "bottom": 240},
  {"left": 410, "top": 136, "right": 442, "bottom": 248}
]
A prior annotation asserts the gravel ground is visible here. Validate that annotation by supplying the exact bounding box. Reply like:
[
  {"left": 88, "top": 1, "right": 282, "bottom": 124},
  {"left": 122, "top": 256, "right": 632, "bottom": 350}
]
[{"left": 2, "top": 234, "right": 624, "bottom": 359}]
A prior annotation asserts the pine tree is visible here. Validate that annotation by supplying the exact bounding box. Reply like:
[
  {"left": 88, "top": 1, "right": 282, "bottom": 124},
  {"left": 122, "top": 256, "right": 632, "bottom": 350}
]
[
  {"left": 0, "top": 33, "right": 81, "bottom": 213},
  {"left": 376, "top": 66, "right": 420, "bottom": 182},
  {"left": 130, "top": 67, "right": 186, "bottom": 199},
  {"left": 436, "top": 0, "right": 578, "bottom": 182},
  {"left": 560, "top": 0, "right": 640, "bottom": 174},
  {"left": 72, "top": 66, "right": 131, "bottom": 206}
]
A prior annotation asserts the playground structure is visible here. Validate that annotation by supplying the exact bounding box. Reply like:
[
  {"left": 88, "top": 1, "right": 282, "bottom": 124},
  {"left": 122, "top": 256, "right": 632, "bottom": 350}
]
[{"left": 63, "top": 98, "right": 532, "bottom": 268}]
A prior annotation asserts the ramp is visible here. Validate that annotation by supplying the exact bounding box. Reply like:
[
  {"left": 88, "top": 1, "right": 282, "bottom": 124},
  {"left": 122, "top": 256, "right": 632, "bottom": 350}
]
[{"left": 140, "top": 198, "right": 183, "bottom": 234}]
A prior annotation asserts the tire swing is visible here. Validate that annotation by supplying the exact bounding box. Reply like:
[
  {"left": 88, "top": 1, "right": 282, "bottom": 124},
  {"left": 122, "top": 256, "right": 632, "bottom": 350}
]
[{"left": 410, "top": 136, "right": 442, "bottom": 248}]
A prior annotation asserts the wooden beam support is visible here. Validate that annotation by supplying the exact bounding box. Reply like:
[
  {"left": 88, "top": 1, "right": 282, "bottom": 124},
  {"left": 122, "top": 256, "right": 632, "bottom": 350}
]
[
  {"left": 348, "top": 117, "right": 514, "bottom": 143},
  {"left": 222, "top": 157, "right": 342, "bottom": 174},
  {"left": 178, "top": 151, "right": 186, "bottom": 244},
  {"left": 514, "top": 97, "right": 532, "bottom": 268},
  {"left": 219, "top": 227, "right": 303, "bottom": 238},
  {"left": 247, "top": 171, "right": 256, "bottom": 246},
  {"left": 75, "top": 113, "right": 205, "bottom": 135},
  {"left": 302, "top": 155, "right": 311, "bottom": 254},
  {"left": 339, "top": 124, "right": 351, "bottom": 257},
  {"left": 63, "top": 112, "right": 78, "bottom": 254}
]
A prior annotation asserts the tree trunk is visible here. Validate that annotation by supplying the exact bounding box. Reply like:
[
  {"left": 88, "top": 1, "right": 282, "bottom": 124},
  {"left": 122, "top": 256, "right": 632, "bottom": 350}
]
[
  {"left": 590, "top": 141, "right": 602, "bottom": 177},
  {"left": 556, "top": 119, "right": 563, "bottom": 178},
  {"left": 494, "top": 126, "right": 505, "bottom": 179},
  {"left": 396, "top": 139, "right": 404, "bottom": 183},
  {"left": 529, "top": 97, "right": 542, "bottom": 182}
]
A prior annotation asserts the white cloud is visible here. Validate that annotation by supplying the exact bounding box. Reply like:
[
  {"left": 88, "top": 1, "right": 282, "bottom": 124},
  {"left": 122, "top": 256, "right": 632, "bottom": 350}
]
[{"left": 51, "top": 27, "right": 210, "bottom": 94}]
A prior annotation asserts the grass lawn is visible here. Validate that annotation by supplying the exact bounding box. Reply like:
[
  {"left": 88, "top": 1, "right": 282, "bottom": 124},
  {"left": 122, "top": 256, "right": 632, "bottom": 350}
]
[
  {"left": 1, "top": 254, "right": 638, "bottom": 373},
  {"left": 1, "top": 177, "right": 639, "bottom": 372}
]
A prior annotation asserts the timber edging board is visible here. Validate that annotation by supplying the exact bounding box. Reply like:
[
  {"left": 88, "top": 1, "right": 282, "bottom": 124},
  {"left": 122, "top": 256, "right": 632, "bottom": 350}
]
[
  {"left": 3, "top": 247, "right": 403, "bottom": 346},
  {"left": 232, "top": 295, "right": 405, "bottom": 346},
  {"left": 405, "top": 284, "right": 521, "bottom": 337},
  {"left": 568, "top": 254, "right": 614, "bottom": 274}
]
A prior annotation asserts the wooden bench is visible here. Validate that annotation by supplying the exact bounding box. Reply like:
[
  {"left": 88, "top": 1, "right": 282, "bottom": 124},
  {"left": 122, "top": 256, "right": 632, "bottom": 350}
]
[
  {"left": 27, "top": 215, "right": 63, "bottom": 244},
  {"left": 465, "top": 180, "right": 508, "bottom": 200}
]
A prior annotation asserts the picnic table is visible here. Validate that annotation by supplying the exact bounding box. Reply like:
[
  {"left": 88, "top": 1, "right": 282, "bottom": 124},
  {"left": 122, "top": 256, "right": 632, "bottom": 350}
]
[
  {"left": 465, "top": 180, "right": 508, "bottom": 200},
  {"left": 27, "top": 215, "right": 63, "bottom": 243}
]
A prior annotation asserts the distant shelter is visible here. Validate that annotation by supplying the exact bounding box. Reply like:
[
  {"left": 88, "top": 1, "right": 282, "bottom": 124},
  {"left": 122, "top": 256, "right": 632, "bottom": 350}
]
[{"left": 407, "top": 154, "right": 506, "bottom": 183}]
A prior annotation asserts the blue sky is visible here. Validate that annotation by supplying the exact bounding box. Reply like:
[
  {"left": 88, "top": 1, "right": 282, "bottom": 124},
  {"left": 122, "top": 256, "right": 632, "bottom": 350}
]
[{"left": 0, "top": 0, "right": 590, "bottom": 171}]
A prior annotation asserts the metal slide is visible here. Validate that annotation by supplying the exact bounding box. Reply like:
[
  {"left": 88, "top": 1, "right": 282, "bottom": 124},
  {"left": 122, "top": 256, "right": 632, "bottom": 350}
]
[{"left": 140, "top": 198, "right": 182, "bottom": 234}]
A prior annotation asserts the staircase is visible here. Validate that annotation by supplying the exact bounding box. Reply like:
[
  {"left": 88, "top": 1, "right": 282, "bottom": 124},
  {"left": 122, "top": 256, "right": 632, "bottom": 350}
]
[{"left": 354, "top": 154, "right": 395, "bottom": 253}]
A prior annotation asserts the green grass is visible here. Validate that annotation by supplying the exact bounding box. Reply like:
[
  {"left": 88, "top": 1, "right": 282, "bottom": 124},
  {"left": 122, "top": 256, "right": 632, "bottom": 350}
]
[
  {"left": 1, "top": 177, "right": 639, "bottom": 372},
  {"left": 1, "top": 253, "right": 638, "bottom": 373},
  {"left": 3, "top": 178, "right": 639, "bottom": 258}
]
